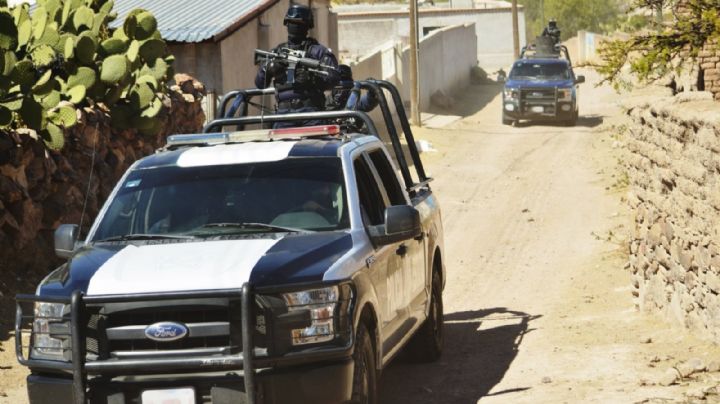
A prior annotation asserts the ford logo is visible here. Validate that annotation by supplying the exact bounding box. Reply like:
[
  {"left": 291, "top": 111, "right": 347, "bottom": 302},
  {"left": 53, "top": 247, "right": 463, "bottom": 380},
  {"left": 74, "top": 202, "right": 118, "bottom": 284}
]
[{"left": 144, "top": 322, "right": 188, "bottom": 342}]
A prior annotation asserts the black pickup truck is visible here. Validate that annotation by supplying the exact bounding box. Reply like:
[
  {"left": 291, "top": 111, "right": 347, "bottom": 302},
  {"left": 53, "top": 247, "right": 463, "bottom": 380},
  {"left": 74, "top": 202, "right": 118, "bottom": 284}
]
[{"left": 15, "top": 81, "right": 445, "bottom": 404}]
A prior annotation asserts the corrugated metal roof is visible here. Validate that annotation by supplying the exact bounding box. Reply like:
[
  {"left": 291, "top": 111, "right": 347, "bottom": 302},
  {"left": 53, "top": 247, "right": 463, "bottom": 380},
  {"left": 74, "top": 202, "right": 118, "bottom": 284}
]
[{"left": 109, "top": 0, "right": 276, "bottom": 43}]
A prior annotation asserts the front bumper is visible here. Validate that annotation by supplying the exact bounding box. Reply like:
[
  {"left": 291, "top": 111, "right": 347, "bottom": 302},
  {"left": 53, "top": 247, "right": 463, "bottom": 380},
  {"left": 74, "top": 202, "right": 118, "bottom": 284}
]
[
  {"left": 27, "top": 358, "right": 353, "bottom": 404},
  {"left": 17, "top": 284, "right": 355, "bottom": 404},
  {"left": 502, "top": 93, "right": 575, "bottom": 121}
]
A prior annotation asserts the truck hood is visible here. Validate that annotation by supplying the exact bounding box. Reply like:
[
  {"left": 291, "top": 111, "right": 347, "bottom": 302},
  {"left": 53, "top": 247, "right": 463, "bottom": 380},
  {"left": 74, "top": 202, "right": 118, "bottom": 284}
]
[
  {"left": 505, "top": 78, "right": 575, "bottom": 88},
  {"left": 37, "top": 232, "right": 353, "bottom": 297}
]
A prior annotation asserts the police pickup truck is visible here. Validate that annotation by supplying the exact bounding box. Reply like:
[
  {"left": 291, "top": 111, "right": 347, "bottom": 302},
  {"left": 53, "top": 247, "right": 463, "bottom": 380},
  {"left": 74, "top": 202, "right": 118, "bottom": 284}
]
[
  {"left": 502, "top": 39, "right": 585, "bottom": 126},
  {"left": 15, "top": 80, "right": 445, "bottom": 404}
]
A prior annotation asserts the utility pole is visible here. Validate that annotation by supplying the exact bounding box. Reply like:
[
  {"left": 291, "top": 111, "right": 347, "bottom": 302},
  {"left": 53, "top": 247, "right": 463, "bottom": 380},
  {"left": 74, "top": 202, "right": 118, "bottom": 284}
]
[
  {"left": 511, "top": 0, "right": 519, "bottom": 59},
  {"left": 409, "top": 0, "right": 421, "bottom": 126}
]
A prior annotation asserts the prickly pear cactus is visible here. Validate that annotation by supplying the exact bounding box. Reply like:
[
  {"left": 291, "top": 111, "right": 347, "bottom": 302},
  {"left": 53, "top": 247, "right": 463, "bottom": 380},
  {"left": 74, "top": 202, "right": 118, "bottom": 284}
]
[{"left": 0, "top": 0, "right": 173, "bottom": 149}]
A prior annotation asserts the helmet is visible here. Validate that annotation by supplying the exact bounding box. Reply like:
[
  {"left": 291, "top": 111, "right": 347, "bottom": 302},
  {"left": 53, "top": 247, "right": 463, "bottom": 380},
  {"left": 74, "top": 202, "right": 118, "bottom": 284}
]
[
  {"left": 284, "top": 4, "right": 314, "bottom": 29},
  {"left": 548, "top": 19, "right": 557, "bottom": 28}
]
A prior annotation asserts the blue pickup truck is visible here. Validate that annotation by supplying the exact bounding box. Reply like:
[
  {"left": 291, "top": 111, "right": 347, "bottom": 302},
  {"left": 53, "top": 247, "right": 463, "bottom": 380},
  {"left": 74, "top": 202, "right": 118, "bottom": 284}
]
[
  {"left": 15, "top": 81, "right": 445, "bottom": 404},
  {"left": 502, "top": 57, "right": 585, "bottom": 126}
]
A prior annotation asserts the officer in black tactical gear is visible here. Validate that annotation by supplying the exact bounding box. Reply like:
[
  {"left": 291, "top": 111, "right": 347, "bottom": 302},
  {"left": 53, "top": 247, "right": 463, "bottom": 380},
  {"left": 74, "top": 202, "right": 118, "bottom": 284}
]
[
  {"left": 542, "top": 19, "right": 561, "bottom": 45},
  {"left": 255, "top": 4, "right": 339, "bottom": 125}
]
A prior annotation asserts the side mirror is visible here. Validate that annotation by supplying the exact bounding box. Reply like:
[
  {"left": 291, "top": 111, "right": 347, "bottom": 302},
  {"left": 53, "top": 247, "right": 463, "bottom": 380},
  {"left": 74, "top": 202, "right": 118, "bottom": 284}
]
[
  {"left": 575, "top": 75, "right": 585, "bottom": 84},
  {"left": 54, "top": 224, "right": 79, "bottom": 259},
  {"left": 368, "top": 205, "right": 421, "bottom": 246}
]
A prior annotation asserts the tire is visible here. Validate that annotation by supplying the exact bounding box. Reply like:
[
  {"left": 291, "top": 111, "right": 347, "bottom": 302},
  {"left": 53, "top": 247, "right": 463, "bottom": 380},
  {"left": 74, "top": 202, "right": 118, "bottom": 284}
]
[
  {"left": 502, "top": 113, "right": 513, "bottom": 126},
  {"left": 406, "top": 269, "right": 444, "bottom": 362},
  {"left": 351, "top": 322, "right": 378, "bottom": 404},
  {"left": 564, "top": 109, "right": 578, "bottom": 126}
]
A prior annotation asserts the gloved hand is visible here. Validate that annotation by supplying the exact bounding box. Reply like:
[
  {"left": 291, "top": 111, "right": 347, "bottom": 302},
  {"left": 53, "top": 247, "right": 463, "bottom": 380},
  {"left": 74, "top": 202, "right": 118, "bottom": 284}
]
[
  {"left": 294, "top": 68, "right": 311, "bottom": 86},
  {"left": 267, "top": 61, "right": 286, "bottom": 79}
]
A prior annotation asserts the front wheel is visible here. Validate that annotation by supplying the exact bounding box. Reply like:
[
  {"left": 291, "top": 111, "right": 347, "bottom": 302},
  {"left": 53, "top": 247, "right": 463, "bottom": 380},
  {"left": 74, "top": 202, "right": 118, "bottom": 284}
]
[
  {"left": 502, "top": 112, "right": 514, "bottom": 126},
  {"left": 351, "top": 323, "right": 378, "bottom": 404}
]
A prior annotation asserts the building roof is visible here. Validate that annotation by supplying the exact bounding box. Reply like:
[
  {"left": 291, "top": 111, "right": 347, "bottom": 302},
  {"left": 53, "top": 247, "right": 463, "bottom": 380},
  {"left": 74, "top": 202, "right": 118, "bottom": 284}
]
[{"left": 110, "top": 0, "right": 279, "bottom": 43}]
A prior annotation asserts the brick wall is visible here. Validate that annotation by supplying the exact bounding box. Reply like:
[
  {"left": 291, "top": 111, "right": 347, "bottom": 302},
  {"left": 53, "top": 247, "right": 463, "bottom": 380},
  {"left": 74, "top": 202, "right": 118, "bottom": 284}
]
[{"left": 624, "top": 94, "right": 720, "bottom": 339}]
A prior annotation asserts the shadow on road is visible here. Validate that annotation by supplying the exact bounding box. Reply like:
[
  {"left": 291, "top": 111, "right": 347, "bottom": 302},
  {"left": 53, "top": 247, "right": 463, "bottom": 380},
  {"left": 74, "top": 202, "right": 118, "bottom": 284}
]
[
  {"left": 512, "top": 114, "right": 604, "bottom": 129},
  {"left": 379, "top": 307, "right": 541, "bottom": 403},
  {"left": 428, "top": 83, "right": 504, "bottom": 118}
]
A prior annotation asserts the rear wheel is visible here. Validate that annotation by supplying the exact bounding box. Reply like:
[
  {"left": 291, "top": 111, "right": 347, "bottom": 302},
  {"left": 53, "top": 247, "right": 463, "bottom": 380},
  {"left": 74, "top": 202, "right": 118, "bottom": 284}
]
[
  {"left": 351, "top": 322, "right": 378, "bottom": 404},
  {"left": 406, "top": 269, "right": 444, "bottom": 362}
]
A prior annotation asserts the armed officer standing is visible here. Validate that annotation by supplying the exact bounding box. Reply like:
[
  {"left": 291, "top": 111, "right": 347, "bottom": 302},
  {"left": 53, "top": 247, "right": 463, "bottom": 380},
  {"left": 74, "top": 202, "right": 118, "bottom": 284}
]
[{"left": 255, "top": 4, "right": 339, "bottom": 124}]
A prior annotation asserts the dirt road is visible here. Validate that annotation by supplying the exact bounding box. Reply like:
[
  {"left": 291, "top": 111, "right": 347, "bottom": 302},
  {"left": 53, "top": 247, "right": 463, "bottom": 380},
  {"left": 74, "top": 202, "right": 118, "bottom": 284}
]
[
  {"left": 2, "top": 71, "right": 719, "bottom": 403},
  {"left": 378, "top": 71, "right": 720, "bottom": 403}
]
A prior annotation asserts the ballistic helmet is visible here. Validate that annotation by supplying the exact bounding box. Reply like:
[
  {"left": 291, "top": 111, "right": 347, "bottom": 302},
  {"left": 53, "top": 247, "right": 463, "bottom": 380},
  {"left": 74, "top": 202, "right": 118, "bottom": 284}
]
[
  {"left": 548, "top": 19, "right": 557, "bottom": 28},
  {"left": 284, "top": 4, "right": 314, "bottom": 29}
]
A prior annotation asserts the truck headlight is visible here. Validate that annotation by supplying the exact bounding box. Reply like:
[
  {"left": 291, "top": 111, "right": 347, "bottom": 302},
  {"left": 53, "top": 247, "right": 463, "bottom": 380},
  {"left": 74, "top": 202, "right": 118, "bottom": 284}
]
[
  {"left": 503, "top": 88, "right": 518, "bottom": 99},
  {"left": 559, "top": 88, "right": 572, "bottom": 102},
  {"left": 30, "top": 302, "right": 69, "bottom": 361},
  {"left": 282, "top": 286, "right": 338, "bottom": 345}
]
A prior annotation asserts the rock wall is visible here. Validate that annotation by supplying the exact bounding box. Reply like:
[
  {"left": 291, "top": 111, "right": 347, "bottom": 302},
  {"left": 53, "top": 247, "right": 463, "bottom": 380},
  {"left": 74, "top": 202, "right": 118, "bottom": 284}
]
[
  {"left": 699, "top": 40, "right": 720, "bottom": 101},
  {"left": 0, "top": 74, "right": 206, "bottom": 299},
  {"left": 625, "top": 93, "right": 720, "bottom": 339}
]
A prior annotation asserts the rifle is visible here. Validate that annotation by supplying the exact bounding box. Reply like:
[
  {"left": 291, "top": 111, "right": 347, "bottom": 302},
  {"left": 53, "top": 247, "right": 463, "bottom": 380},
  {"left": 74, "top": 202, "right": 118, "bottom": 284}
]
[{"left": 255, "top": 48, "right": 335, "bottom": 84}]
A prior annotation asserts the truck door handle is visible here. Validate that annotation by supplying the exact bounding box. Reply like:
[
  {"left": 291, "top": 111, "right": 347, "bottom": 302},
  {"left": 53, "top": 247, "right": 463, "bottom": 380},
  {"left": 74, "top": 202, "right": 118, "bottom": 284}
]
[
  {"left": 396, "top": 244, "right": 407, "bottom": 257},
  {"left": 414, "top": 232, "right": 425, "bottom": 241}
]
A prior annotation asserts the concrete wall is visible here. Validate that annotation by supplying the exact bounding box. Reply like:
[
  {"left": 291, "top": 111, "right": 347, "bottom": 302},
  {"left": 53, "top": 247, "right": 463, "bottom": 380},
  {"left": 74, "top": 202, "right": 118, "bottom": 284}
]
[
  {"left": 168, "top": 42, "right": 222, "bottom": 94},
  {"left": 349, "top": 23, "right": 476, "bottom": 112},
  {"left": 624, "top": 93, "right": 720, "bottom": 340},
  {"left": 338, "top": 7, "right": 525, "bottom": 70}
]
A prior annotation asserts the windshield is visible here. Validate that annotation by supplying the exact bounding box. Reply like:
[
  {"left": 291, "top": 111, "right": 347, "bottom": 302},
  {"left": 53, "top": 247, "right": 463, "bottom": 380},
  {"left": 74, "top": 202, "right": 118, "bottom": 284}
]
[
  {"left": 90, "top": 157, "right": 349, "bottom": 241},
  {"left": 509, "top": 62, "right": 570, "bottom": 80}
]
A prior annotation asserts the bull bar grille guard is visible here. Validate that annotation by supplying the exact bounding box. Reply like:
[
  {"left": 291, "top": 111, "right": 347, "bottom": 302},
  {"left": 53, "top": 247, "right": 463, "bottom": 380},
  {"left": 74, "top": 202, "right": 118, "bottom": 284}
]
[{"left": 16, "top": 284, "right": 259, "bottom": 404}]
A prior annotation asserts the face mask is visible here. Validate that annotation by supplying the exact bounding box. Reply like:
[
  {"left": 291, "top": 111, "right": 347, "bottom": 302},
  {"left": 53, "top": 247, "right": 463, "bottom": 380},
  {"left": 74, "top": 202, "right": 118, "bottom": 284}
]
[{"left": 287, "top": 23, "right": 309, "bottom": 43}]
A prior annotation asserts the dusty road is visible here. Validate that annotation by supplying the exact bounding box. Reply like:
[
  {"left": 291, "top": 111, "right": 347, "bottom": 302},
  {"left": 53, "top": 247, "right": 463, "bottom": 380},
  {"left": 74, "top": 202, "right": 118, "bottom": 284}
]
[
  {"left": 378, "top": 71, "right": 720, "bottom": 403},
  {"left": 1, "top": 71, "right": 719, "bottom": 403}
]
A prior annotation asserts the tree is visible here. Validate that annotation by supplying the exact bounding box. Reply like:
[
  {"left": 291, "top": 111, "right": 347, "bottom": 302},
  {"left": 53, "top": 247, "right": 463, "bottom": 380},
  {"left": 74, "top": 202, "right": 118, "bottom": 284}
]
[
  {"left": 518, "top": 0, "right": 622, "bottom": 41},
  {"left": 597, "top": 0, "right": 720, "bottom": 88}
]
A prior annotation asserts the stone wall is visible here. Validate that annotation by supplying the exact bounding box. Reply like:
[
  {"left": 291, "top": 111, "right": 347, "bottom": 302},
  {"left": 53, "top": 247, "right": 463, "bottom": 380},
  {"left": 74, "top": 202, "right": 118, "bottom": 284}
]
[
  {"left": 624, "top": 93, "right": 720, "bottom": 339},
  {"left": 699, "top": 40, "right": 720, "bottom": 101},
  {"left": 0, "top": 74, "right": 206, "bottom": 300}
]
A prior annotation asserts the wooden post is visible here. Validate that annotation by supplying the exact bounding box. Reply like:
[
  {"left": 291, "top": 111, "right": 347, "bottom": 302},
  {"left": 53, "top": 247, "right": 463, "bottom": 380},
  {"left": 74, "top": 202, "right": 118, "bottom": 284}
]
[
  {"left": 511, "top": 0, "right": 519, "bottom": 59},
  {"left": 409, "top": 0, "right": 421, "bottom": 126}
]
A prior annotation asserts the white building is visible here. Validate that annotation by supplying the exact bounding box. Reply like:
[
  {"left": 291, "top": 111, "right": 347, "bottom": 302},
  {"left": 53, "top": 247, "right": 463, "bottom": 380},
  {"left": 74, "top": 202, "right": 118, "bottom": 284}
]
[{"left": 335, "top": 2, "right": 525, "bottom": 70}]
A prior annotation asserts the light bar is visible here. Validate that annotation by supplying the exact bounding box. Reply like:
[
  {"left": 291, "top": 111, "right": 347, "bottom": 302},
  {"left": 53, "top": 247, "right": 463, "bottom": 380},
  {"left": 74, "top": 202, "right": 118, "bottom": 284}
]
[
  {"left": 166, "top": 129, "right": 272, "bottom": 147},
  {"left": 165, "top": 125, "right": 342, "bottom": 148},
  {"left": 269, "top": 125, "right": 340, "bottom": 138}
]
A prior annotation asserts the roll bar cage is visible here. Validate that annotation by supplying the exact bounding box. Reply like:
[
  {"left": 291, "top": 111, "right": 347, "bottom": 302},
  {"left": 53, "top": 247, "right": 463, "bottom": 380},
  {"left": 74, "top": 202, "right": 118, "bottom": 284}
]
[{"left": 207, "top": 80, "right": 432, "bottom": 196}]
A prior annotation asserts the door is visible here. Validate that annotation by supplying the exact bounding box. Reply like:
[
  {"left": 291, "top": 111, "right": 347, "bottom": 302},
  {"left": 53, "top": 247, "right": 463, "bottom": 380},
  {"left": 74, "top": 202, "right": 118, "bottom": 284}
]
[{"left": 353, "top": 156, "right": 406, "bottom": 339}]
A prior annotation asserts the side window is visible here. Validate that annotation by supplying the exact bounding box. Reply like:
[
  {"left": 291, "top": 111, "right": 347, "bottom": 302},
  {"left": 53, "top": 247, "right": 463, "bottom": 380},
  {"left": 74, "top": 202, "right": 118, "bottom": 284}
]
[
  {"left": 354, "top": 157, "right": 386, "bottom": 226},
  {"left": 368, "top": 149, "right": 406, "bottom": 206}
]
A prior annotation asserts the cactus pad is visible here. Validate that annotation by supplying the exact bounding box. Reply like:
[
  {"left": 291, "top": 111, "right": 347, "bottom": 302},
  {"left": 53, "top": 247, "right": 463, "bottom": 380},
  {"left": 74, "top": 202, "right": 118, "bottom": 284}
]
[
  {"left": 75, "top": 33, "right": 96, "bottom": 64},
  {"left": 44, "top": 122, "right": 64, "bottom": 150},
  {"left": 67, "top": 66, "right": 96, "bottom": 88},
  {"left": 139, "top": 39, "right": 165, "bottom": 61},
  {"left": 100, "top": 37, "right": 126, "bottom": 55},
  {"left": 1, "top": 50, "right": 16, "bottom": 75},
  {"left": 10, "top": 59, "right": 35, "bottom": 87},
  {"left": 31, "top": 7, "right": 48, "bottom": 40},
  {"left": 100, "top": 54, "right": 128, "bottom": 84},
  {"left": 135, "top": 11, "right": 157, "bottom": 40},
  {"left": 67, "top": 84, "right": 85, "bottom": 104},
  {"left": 73, "top": 6, "right": 95, "bottom": 31},
  {"left": 0, "top": 105, "right": 11, "bottom": 127},
  {"left": 31, "top": 44, "right": 56, "bottom": 67},
  {"left": 49, "top": 104, "right": 77, "bottom": 127},
  {"left": 18, "top": 97, "right": 44, "bottom": 130},
  {"left": 40, "top": 89, "right": 61, "bottom": 109},
  {"left": 0, "top": 12, "right": 18, "bottom": 50}
]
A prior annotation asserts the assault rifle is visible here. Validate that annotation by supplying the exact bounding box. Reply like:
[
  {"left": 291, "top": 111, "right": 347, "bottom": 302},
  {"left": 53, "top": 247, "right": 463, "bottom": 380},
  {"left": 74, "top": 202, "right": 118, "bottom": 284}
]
[{"left": 255, "top": 48, "right": 336, "bottom": 84}]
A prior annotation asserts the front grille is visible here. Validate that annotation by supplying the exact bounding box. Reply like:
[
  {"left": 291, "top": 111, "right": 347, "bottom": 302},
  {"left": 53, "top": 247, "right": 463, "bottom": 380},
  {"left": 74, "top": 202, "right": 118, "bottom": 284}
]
[{"left": 520, "top": 87, "right": 557, "bottom": 102}]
